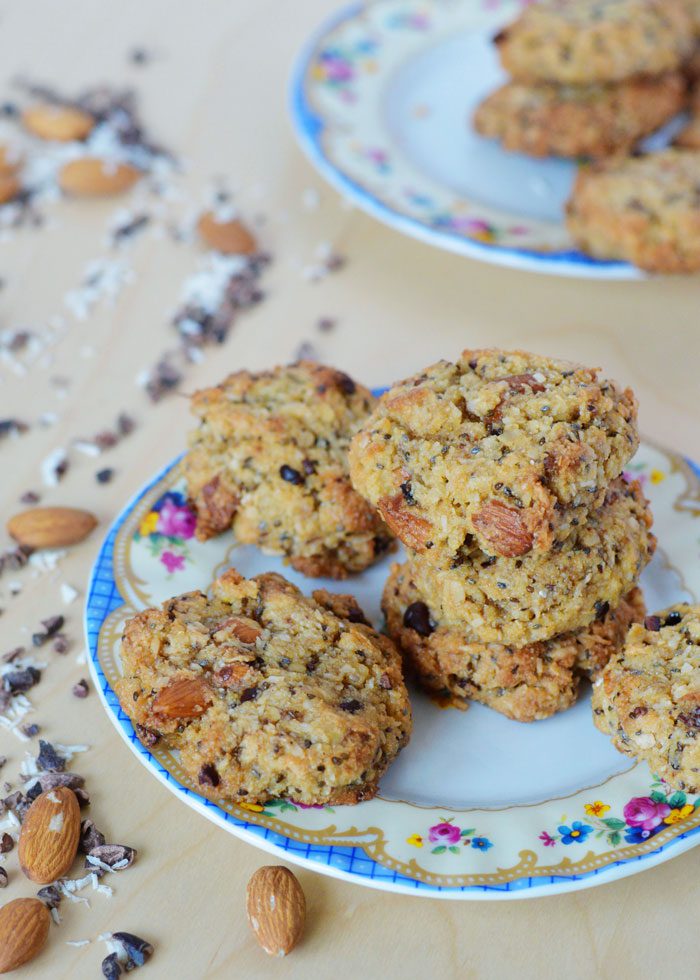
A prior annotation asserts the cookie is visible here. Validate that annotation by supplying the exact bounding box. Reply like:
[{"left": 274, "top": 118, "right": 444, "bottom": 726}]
[
  {"left": 593, "top": 604, "right": 700, "bottom": 792},
  {"left": 349, "top": 349, "right": 639, "bottom": 566},
  {"left": 116, "top": 569, "right": 412, "bottom": 807},
  {"left": 683, "top": 1, "right": 700, "bottom": 35},
  {"left": 495, "top": 0, "right": 693, "bottom": 85},
  {"left": 473, "top": 74, "right": 685, "bottom": 159},
  {"left": 674, "top": 82, "right": 700, "bottom": 148},
  {"left": 380, "top": 478, "right": 654, "bottom": 647},
  {"left": 384, "top": 566, "right": 645, "bottom": 721},
  {"left": 566, "top": 149, "right": 700, "bottom": 273},
  {"left": 183, "top": 361, "right": 393, "bottom": 579}
]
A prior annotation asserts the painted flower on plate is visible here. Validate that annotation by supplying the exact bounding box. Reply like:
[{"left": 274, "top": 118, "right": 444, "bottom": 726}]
[
  {"left": 160, "top": 550, "right": 185, "bottom": 574},
  {"left": 156, "top": 497, "right": 197, "bottom": 539},
  {"left": 623, "top": 797, "right": 671, "bottom": 831},
  {"left": 558, "top": 822, "right": 593, "bottom": 845},
  {"left": 428, "top": 821, "right": 461, "bottom": 845},
  {"left": 584, "top": 801, "right": 610, "bottom": 817}
]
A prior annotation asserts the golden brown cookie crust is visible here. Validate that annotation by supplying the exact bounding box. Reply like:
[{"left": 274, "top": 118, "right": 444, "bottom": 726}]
[
  {"left": 183, "top": 361, "right": 393, "bottom": 579},
  {"left": 496, "top": 0, "right": 693, "bottom": 85},
  {"left": 593, "top": 604, "right": 700, "bottom": 792},
  {"left": 474, "top": 74, "right": 685, "bottom": 159},
  {"left": 349, "top": 349, "right": 639, "bottom": 566},
  {"left": 566, "top": 149, "right": 700, "bottom": 273},
  {"left": 116, "top": 569, "right": 412, "bottom": 806}
]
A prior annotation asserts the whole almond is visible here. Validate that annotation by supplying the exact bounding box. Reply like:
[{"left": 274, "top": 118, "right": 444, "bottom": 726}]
[
  {"left": 246, "top": 865, "right": 305, "bottom": 957},
  {"left": 197, "top": 211, "right": 257, "bottom": 254},
  {"left": 0, "top": 898, "right": 50, "bottom": 974},
  {"left": 58, "top": 157, "right": 141, "bottom": 197},
  {"left": 220, "top": 615, "right": 262, "bottom": 644},
  {"left": 0, "top": 143, "right": 22, "bottom": 175},
  {"left": 22, "top": 104, "right": 94, "bottom": 142},
  {"left": 7, "top": 506, "right": 97, "bottom": 549},
  {"left": 18, "top": 787, "right": 81, "bottom": 884},
  {"left": 472, "top": 499, "right": 533, "bottom": 557},
  {"left": 0, "top": 173, "right": 20, "bottom": 205},
  {"left": 377, "top": 492, "right": 433, "bottom": 551},
  {"left": 152, "top": 676, "right": 212, "bottom": 720}
]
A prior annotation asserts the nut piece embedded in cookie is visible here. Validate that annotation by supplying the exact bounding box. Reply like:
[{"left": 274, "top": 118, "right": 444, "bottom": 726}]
[
  {"left": 592, "top": 604, "right": 700, "bottom": 792},
  {"left": 116, "top": 569, "right": 412, "bottom": 806},
  {"left": 183, "top": 361, "right": 394, "bottom": 578},
  {"left": 349, "top": 349, "right": 639, "bottom": 566}
]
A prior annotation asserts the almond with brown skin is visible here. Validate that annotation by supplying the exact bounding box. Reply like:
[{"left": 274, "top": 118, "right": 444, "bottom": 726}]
[
  {"left": 18, "top": 787, "right": 81, "bottom": 884},
  {"left": 0, "top": 173, "right": 20, "bottom": 205},
  {"left": 494, "top": 373, "right": 546, "bottom": 394},
  {"left": 0, "top": 898, "right": 51, "bottom": 973},
  {"left": 152, "top": 676, "right": 212, "bottom": 720},
  {"left": 246, "top": 866, "right": 305, "bottom": 957},
  {"left": 0, "top": 144, "right": 22, "bottom": 175},
  {"left": 7, "top": 506, "right": 97, "bottom": 549},
  {"left": 377, "top": 492, "right": 433, "bottom": 551},
  {"left": 22, "top": 104, "right": 94, "bottom": 142},
  {"left": 58, "top": 158, "right": 141, "bottom": 196},
  {"left": 472, "top": 499, "right": 533, "bottom": 557},
  {"left": 219, "top": 616, "right": 262, "bottom": 644},
  {"left": 197, "top": 211, "right": 257, "bottom": 254}
]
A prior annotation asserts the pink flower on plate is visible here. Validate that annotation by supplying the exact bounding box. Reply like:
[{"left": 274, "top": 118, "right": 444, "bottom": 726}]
[
  {"left": 623, "top": 797, "right": 671, "bottom": 831},
  {"left": 428, "top": 821, "right": 461, "bottom": 845},
  {"left": 157, "top": 499, "right": 196, "bottom": 540},
  {"left": 160, "top": 550, "right": 185, "bottom": 574},
  {"left": 539, "top": 831, "right": 556, "bottom": 847}
]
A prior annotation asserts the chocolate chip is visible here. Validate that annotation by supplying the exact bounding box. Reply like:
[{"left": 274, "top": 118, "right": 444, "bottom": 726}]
[
  {"left": 198, "top": 763, "right": 220, "bottom": 787},
  {"left": 336, "top": 372, "right": 356, "bottom": 395},
  {"left": 665, "top": 611, "right": 683, "bottom": 627},
  {"left": 339, "top": 699, "right": 362, "bottom": 713},
  {"left": 644, "top": 615, "right": 661, "bottom": 632},
  {"left": 72, "top": 678, "right": 89, "bottom": 698},
  {"left": 80, "top": 818, "right": 106, "bottom": 854},
  {"left": 240, "top": 686, "right": 259, "bottom": 702},
  {"left": 279, "top": 465, "right": 304, "bottom": 485},
  {"left": 87, "top": 844, "right": 137, "bottom": 870},
  {"left": 37, "top": 884, "right": 62, "bottom": 909},
  {"left": 403, "top": 601, "right": 434, "bottom": 637},
  {"left": 400, "top": 481, "right": 416, "bottom": 506},
  {"left": 102, "top": 952, "right": 123, "bottom": 980},
  {"left": 0, "top": 868, "right": 7, "bottom": 888},
  {"left": 3, "top": 667, "right": 41, "bottom": 693},
  {"left": 679, "top": 707, "right": 700, "bottom": 729},
  {"left": 96, "top": 468, "right": 114, "bottom": 484},
  {"left": 629, "top": 706, "right": 648, "bottom": 719},
  {"left": 135, "top": 723, "right": 160, "bottom": 747},
  {"left": 31, "top": 772, "right": 84, "bottom": 794},
  {"left": 302, "top": 458, "right": 317, "bottom": 475},
  {"left": 594, "top": 600, "right": 609, "bottom": 621},
  {"left": 37, "top": 740, "right": 67, "bottom": 773},
  {"left": 21, "top": 724, "right": 40, "bottom": 738},
  {"left": 52, "top": 635, "right": 69, "bottom": 654},
  {"left": 0, "top": 833, "right": 12, "bottom": 853},
  {"left": 345, "top": 606, "right": 369, "bottom": 626},
  {"left": 111, "top": 932, "right": 154, "bottom": 970}
]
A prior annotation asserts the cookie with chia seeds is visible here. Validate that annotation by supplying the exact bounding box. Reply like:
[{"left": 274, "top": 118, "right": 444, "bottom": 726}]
[
  {"left": 116, "top": 569, "right": 412, "bottom": 807},
  {"left": 473, "top": 74, "right": 686, "bottom": 159},
  {"left": 383, "top": 564, "right": 645, "bottom": 720},
  {"left": 349, "top": 349, "right": 639, "bottom": 566},
  {"left": 674, "top": 83, "right": 700, "bottom": 149},
  {"left": 592, "top": 604, "right": 700, "bottom": 792},
  {"left": 183, "top": 361, "right": 393, "bottom": 579},
  {"left": 495, "top": 0, "right": 693, "bottom": 85},
  {"left": 566, "top": 149, "right": 700, "bottom": 273},
  {"left": 380, "top": 478, "right": 654, "bottom": 647}
]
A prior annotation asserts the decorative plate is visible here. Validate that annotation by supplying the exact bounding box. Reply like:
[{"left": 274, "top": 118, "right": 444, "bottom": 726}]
[
  {"left": 288, "top": 0, "right": 667, "bottom": 279},
  {"left": 87, "top": 438, "right": 700, "bottom": 899}
]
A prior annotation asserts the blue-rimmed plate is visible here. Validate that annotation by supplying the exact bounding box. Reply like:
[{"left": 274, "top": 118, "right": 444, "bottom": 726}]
[
  {"left": 86, "top": 436, "right": 700, "bottom": 899},
  {"left": 288, "top": 0, "right": 656, "bottom": 279}
]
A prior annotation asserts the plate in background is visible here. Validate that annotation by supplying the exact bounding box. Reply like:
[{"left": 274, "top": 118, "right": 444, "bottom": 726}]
[{"left": 288, "top": 0, "right": 659, "bottom": 279}]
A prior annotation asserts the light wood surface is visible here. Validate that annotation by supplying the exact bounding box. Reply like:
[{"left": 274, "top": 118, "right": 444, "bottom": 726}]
[{"left": 2, "top": 1, "right": 700, "bottom": 977}]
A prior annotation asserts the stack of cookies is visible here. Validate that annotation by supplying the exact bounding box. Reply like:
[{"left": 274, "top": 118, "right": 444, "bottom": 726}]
[
  {"left": 473, "top": 0, "right": 693, "bottom": 159},
  {"left": 349, "top": 349, "right": 657, "bottom": 723}
]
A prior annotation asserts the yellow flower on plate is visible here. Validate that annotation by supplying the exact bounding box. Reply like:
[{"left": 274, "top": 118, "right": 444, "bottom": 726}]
[
  {"left": 584, "top": 801, "right": 610, "bottom": 817},
  {"left": 663, "top": 804, "right": 694, "bottom": 825},
  {"left": 406, "top": 834, "right": 423, "bottom": 848},
  {"left": 649, "top": 469, "right": 665, "bottom": 485},
  {"left": 239, "top": 802, "right": 265, "bottom": 814},
  {"left": 139, "top": 511, "right": 159, "bottom": 536}
]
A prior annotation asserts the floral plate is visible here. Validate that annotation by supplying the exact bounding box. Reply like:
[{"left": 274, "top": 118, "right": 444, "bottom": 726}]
[
  {"left": 87, "top": 438, "right": 700, "bottom": 899},
  {"left": 288, "top": 0, "right": 672, "bottom": 279}
]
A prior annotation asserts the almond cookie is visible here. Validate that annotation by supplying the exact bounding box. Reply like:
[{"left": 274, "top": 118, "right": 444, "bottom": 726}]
[
  {"left": 566, "top": 149, "right": 700, "bottom": 273},
  {"left": 117, "top": 569, "right": 412, "bottom": 807},
  {"left": 593, "top": 604, "right": 700, "bottom": 792},
  {"left": 183, "top": 361, "right": 393, "bottom": 578},
  {"left": 496, "top": 0, "right": 693, "bottom": 85},
  {"left": 381, "top": 478, "right": 654, "bottom": 647},
  {"left": 473, "top": 74, "right": 685, "bottom": 159},
  {"left": 383, "top": 565, "right": 645, "bottom": 721},
  {"left": 349, "top": 349, "right": 638, "bottom": 566}
]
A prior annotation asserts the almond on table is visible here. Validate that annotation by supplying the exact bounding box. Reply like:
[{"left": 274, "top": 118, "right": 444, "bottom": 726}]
[
  {"left": 246, "top": 866, "right": 306, "bottom": 957},
  {"left": 58, "top": 157, "right": 141, "bottom": 196},
  {"left": 18, "top": 787, "right": 81, "bottom": 884},
  {"left": 7, "top": 506, "right": 97, "bottom": 549},
  {"left": 0, "top": 898, "right": 51, "bottom": 974},
  {"left": 22, "top": 103, "right": 95, "bottom": 141},
  {"left": 197, "top": 211, "right": 257, "bottom": 254}
]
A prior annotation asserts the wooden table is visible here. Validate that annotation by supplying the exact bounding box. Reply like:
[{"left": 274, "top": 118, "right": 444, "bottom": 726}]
[{"left": 2, "top": 1, "right": 700, "bottom": 976}]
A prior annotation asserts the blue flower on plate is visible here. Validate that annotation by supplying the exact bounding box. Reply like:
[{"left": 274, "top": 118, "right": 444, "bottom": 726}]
[
  {"left": 471, "top": 837, "right": 493, "bottom": 852},
  {"left": 623, "top": 825, "right": 662, "bottom": 845},
  {"left": 558, "top": 821, "right": 593, "bottom": 845}
]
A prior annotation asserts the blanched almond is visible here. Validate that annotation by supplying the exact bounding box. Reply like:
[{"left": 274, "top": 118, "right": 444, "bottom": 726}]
[
  {"left": 22, "top": 104, "right": 94, "bottom": 142},
  {"left": 18, "top": 787, "right": 81, "bottom": 884},
  {"left": 197, "top": 211, "right": 257, "bottom": 254},
  {"left": 0, "top": 898, "right": 51, "bottom": 973},
  {"left": 7, "top": 506, "right": 97, "bottom": 549},
  {"left": 152, "top": 676, "right": 212, "bottom": 720},
  {"left": 58, "top": 157, "right": 141, "bottom": 196}
]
